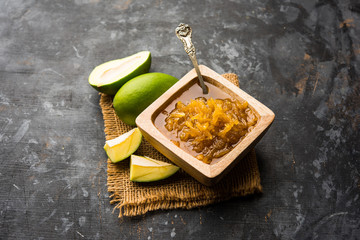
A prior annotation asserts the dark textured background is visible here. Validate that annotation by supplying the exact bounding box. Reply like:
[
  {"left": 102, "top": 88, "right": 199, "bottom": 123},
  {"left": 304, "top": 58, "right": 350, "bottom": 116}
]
[{"left": 1, "top": 0, "right": 359, "bottom": 239}]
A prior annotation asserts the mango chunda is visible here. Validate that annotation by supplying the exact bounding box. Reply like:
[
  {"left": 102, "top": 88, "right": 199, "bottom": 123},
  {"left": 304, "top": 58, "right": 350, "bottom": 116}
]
[{"left": 165, "top": 97, "right": 258, "bottom": 164}]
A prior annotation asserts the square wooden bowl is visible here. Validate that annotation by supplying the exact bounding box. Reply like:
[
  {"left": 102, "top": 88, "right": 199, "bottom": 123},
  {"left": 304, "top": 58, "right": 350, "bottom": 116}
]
[{"left": 136, "top": 65, "right": 275, "bottom": 186}]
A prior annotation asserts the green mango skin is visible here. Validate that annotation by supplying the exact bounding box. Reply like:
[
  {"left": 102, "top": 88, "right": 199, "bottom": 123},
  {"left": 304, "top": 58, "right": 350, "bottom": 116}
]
[
  {"left": 89, "top": 51, "right": 151, "bottom": 95},
  {"left": 113, "top": 73, "right": 178, "bottom": 126}
]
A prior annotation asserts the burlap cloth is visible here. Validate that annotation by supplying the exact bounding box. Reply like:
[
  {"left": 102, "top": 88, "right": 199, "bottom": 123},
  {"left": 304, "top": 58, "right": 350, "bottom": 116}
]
[{"left": 100, "top": 73, "right": 262, "bottom": 217}]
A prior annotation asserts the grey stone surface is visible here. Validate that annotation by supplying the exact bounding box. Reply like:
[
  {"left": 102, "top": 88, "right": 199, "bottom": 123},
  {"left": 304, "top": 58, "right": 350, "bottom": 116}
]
[{"left": 0, "top": 0, "right": 359, "bottom": 239}]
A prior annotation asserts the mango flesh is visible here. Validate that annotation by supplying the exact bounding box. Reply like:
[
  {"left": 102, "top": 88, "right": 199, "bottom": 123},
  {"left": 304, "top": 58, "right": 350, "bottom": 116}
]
[
  {"left": 104, "top": 128, "right": 142, "bottom": 163},
  {"left": 130, "top": 155, "right": 179, "bottom": 182},
  {"left": 88, "top": 51, "right": 151, "bottom": 95}
]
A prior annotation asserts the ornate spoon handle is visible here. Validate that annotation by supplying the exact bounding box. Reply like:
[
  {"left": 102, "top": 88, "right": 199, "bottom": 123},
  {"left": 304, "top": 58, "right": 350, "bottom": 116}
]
[{"left": 175, "top": 23, "right": 208, "bottom": 94}]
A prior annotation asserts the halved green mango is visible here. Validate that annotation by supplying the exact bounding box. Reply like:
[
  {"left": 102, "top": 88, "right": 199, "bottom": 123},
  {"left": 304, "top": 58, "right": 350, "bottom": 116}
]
[{"left": 88, "top": 51, "right": 151, "bottom": 95}]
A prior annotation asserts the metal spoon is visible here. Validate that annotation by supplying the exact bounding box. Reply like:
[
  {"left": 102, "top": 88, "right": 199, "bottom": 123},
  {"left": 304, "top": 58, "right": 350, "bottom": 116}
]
[{"left": 175, "top": 23, "right": 208, "bottom": 94}]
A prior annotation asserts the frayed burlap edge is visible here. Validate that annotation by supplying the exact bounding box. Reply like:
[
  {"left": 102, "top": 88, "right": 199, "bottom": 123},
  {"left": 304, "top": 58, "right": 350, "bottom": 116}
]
[{"left": 100, "top": 73, "right": 262, "bottom": 218}]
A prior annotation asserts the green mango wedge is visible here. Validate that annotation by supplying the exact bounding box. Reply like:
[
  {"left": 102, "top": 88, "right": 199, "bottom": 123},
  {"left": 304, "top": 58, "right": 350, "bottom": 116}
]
[
  {"left": 130, "top": 155, "right": 179, "bottom": 182},
  {"left": 104, "top": 128, "right": 142, "bottom": 163}
]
